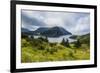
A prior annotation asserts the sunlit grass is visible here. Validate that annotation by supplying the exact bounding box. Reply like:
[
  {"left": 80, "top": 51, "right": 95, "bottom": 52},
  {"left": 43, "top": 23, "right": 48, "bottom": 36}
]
[{"left": 21, "top": 38, "right": 90, "bottom": 63}]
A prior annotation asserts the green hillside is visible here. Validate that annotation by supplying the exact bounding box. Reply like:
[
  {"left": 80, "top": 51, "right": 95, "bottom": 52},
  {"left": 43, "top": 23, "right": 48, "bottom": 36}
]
[{"left": 21, "top": 34, "right": 90, "bottom": 63}]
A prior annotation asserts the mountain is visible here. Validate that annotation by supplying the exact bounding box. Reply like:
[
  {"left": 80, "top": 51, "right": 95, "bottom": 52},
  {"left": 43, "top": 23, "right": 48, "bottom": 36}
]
[
  {"left": 33, "top": 27, "right": 49, "bottom": 34},
  {"left": 22, "top": 26, "right": 72, "bottom": 37},
  {"left": 70, "top": 33, "right": 90, "bottom": 45},
  {"left": 79, "top": 33, "right": 90, "bottom": 45},
  {"left": 21, "top": 28, "right": 34, "bottom": 35},
  {"left": 70, "top": 33, "right": 90, "bottom": 39},
  {"left": 21, "top": 28, "right": 30, "bottom": 33},
  {"left": 34, "top": 26, "right": 72, "bottom": 37},
  {"left": 69, "top": 35, "right": 78, "bottom": 39}
]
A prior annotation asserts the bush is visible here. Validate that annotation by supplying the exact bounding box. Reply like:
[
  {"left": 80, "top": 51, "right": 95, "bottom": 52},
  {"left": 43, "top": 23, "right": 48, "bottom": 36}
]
[{"left": 21, "top": 39, "right": 30, "bottom": 47}]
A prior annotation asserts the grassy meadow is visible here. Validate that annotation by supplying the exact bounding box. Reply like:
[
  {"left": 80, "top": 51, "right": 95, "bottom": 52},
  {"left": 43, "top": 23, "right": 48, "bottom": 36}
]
[{"left": 21, "top": 34, "right": 90, "bottom": 63}]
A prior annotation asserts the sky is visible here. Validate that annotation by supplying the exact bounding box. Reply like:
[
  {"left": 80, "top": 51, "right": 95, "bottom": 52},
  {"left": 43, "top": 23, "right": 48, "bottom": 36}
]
[{"left": 21, "top": 10, "right": 90, "bottom": 35}]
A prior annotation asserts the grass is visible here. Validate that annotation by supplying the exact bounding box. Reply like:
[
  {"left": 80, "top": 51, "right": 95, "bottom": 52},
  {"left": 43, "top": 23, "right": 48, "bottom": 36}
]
[{"left": 21, "top": 37, "right": 90, "bottom": 63}]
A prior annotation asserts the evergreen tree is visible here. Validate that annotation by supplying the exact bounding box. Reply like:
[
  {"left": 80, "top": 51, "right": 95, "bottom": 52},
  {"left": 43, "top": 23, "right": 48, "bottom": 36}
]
[
  {"left": 74, "top": 39, "right": 81, "bottom": 48},
  {"left": 65, "top": 39, "right": 70, "bottom": 47},
  {"left": 61, "top": 38, "right": 66, "bottom": 46},
  {"left": 38, "top": 36, "right": 44, "bottom": 41},
  {"left": 22, "top": 34, "right": 28, "bottom": 38},
  {"left": 45, "top": 36, "right": 48, "bottom": 42},
  {"left": 30, "top": 35, "right": 34, "bottom": 40}
]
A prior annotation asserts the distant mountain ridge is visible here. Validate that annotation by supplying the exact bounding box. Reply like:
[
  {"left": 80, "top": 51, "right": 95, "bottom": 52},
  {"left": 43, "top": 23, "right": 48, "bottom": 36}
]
[
  {"left": 39, "top": 26, "right": 72, "bottom": 37},
  {"left": 69, "top": 33, "right": 90, "bottom": 45},
  {"left": 22, "top": 26, "right": 72, "bottom": 37},
  {"left": 33, "top": 27, "right": 49, "bottom": 34},
  {"left": 21, "top": 28, "right": 30, "bottom": 32}
]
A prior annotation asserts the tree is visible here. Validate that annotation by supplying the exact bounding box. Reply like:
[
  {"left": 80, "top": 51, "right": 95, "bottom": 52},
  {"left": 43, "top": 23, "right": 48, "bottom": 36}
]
[
  {"left": 61, "top": 38, "right": 66, "bottom": 46},
  {"left": 45, "top": 36, "right": 48, "bottom": 42},
  {"left": 31, "top": 36, "right": 34, "bottom": 39},
  {"left": 65, "top": 39, "right": 70, "bottom": 47},
  {"left": 74, "top": 39, "right": 81, "bottom": 48},
  {"left": 28, "top": 35, "right": 34, "bottom": 41},
  {"left": 22, "top": 34, "right": 28, "bottom": 38}
]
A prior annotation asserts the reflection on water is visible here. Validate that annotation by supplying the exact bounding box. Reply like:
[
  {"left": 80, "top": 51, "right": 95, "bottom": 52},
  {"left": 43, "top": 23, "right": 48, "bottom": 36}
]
[{"left": 33, "top": 35, "right": 76, "bottom": 43}]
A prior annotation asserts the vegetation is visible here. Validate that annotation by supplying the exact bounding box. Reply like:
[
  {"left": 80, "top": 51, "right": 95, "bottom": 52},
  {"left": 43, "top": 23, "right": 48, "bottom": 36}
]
[
  {"left": 21, "top": 34, "right": 90, "bottom": 63},
  {"left": 74, "top": 39, "right": 81, "bottom": 48}
]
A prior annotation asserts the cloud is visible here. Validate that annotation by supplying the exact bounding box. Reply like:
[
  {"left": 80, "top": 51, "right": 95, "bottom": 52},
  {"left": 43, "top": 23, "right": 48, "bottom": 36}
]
[
  {"left": 21, "top": 10, "right": 90, "bottom": 35},
  {"left": 22, "top": 10, "right": 46, "bottom": 21},
  {"left": 44, "top": 17, "right": 64, "bottom": 27},
  {"left": 21, "top": 10, "right": 46, "bottom": 31},
  {"left": 73, "top": 15, "right": 90, "bottom": 35}
]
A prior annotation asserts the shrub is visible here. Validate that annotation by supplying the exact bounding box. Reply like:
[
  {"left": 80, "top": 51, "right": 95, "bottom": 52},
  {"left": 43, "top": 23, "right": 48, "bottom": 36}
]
[{"left": 21, "top": 39, "right": 30, "bottom": 47}]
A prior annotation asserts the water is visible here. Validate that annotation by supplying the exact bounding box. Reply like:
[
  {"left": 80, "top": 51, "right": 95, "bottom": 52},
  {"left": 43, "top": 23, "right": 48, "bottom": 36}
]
[{"left": 33, "top": 35, "right": 76, "bottom": 43}]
